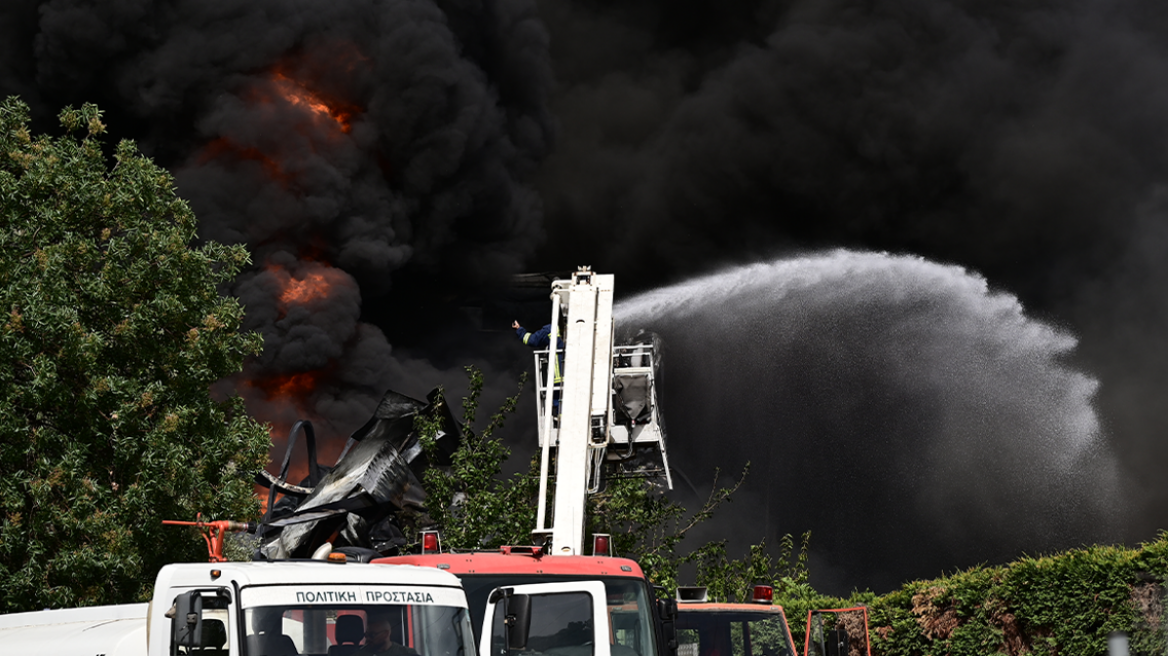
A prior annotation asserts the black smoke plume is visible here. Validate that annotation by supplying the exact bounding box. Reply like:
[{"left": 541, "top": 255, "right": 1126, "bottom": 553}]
[
  {"left": 7, "top": 0, "right": 1168, "bottom": 593},
  {"left": 1, "top": 0, "right": 555, "bottom": 446},
  {"left": 528, "top": 0, "right": 1168, "bottom": 590}
]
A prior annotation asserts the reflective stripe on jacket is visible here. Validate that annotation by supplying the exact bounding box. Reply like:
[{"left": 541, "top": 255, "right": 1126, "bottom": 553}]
[{"left": 517, "top": 324, "right": 563, "bottom": 383}]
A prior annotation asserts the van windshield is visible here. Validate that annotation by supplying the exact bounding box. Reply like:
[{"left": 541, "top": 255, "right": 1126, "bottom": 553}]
[
  {"left": 676, "top": 611, "right": 795, "bottom": 656},
  {"left": 241, "top": 586, "right": 473, "bottom": 656}
]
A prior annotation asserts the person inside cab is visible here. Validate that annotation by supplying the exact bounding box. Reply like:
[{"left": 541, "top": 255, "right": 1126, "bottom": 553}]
[{"left": 353, "top": 608, "right": 419, "bottom": 656}]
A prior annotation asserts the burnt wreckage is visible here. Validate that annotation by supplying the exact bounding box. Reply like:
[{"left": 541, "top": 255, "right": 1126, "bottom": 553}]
[{"left": 254, "top": 388, "right": 465, "bottom": 560}]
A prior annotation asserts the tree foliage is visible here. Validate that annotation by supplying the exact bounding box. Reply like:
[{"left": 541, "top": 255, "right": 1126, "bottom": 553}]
[
  {"left": 0, "top": 98, "right": 270, "bottom": 611},
  {"left": 417, "top": 367, "right": 811, "bottom": 601},
  {"left": 856, "top": 539, "right": 1168, "bottom": 656},
  {"left": 767, "top": 535, "right": 1168, "bottom": 656},
  {"left": 417, "top": 367, "right": 539, "bottom": 549},
  {"left": 587, "top": 468, "right": 812, "bottom": 600}
]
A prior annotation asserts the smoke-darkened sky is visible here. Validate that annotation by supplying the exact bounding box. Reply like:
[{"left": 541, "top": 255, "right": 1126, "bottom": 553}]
[{"left": 5, "top": 0, "right": 1168, "bottom": 594}]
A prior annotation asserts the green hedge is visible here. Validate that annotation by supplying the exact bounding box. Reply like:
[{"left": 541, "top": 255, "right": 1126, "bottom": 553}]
[{"left": 777, "top": 534, "right": 1168, "bottom": 656}]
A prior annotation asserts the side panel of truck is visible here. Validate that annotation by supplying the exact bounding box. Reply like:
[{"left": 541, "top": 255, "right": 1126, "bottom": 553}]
[
  {"left": 0, "top": 603, "right": 149, "bottom": 656},
  {"left": 0, "top": 562, "right": 474, "bottom": 656}
]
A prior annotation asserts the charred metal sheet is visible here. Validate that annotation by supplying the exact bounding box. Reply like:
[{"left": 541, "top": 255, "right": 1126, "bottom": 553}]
[{"left": 257, "top": 388, "right": 464, "bottom": 559}]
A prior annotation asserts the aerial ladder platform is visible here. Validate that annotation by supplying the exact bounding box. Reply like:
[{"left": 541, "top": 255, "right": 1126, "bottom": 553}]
[{"left": 531, "top": 267, "right": 672, "bottom": 555}]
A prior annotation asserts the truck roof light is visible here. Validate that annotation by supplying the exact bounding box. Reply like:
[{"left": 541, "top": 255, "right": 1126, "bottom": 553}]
[
  {"left": 421, "top": 530, "right": 441, "bottom": 554},
  {"left": 210, "top": 569, "right": 222, "bottom": 580},
  {"left": 751, "top": 585, "right": 773, "bottom": 603},
  {"left": 592, "top": 534, "right": 611, "bottom": 557},
  {"left": 327, "top": 552, "right": 347, "bottom": 563},
  {"left": 500, "top": 545, "right": 544, "bottom": 556},
  {"left": 677, "top": 587, "right": 708, "bottom": 603}
]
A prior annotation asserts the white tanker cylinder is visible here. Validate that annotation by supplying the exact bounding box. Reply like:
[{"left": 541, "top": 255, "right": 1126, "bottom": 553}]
[{"left": 0, "top": 603, "right": 149, "bottom": 656}]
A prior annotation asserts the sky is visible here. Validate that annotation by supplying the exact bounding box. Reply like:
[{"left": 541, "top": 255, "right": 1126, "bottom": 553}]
[{"left": 4, "top": 0, "right": 1168, "bottom": 594}]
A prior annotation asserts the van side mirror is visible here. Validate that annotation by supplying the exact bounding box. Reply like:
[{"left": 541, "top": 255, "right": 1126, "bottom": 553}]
[
  {"left": 488, "top": 587, "right": 532, "bottom": 652},
  {"left": 172, "top": 591, "right": 204, "bottom": 650},
  {"left": 505, "top": 594, "right": 532, "bottom": 650},
  {"left": 656, "top": 598, "right": 678, "bottom": 655},
  {"left": 825, "top": 627, "right": 848, "bottom": 656}
]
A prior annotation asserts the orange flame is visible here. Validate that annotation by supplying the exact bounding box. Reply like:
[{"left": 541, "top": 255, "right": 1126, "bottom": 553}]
[
  {"left": 253, "top": 371, "right": 322, "bottom": 400},
  {"left": 191, "top": 65, "right": 363, "bottom": 187},
  {"left": 252, "top": 381, "right": 323, "bottom": 509},
  {"left": 271, "top": 72, "right": 356, "bottom": 133},
  {"left": 280, "top": 269, "right": 333, "bottom": 305},
  {"left": 263, "top": 261, "right": 340, "bottom": 320},
  {"left": 218, "top": 54, "right": 366, "bottom": 510}
]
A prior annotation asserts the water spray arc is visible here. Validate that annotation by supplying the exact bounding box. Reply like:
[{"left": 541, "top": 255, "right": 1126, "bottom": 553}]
[{"left": 614, "top": 250, "right": 1122, "bottom": 593}]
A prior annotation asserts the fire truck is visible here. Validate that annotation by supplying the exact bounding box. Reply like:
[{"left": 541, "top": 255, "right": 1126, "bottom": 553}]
[
  {"left": 673, "top": 586, "right": 798, "bottom": 656},
  {"left": 375, "top": 268, "right": 681, "bottom": 656},
  {"left": 0, "top": 521, "right": 476, "bottom": 656}
]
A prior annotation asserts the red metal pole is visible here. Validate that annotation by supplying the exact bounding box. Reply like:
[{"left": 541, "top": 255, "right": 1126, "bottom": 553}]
[{"left": 163, "top": 514, "right": 254, "bottom": 562}]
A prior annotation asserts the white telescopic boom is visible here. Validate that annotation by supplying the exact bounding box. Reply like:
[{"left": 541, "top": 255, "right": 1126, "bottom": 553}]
[
  {"left": 549, "top": 269, "right": 614, "bottom": 555},
  {"left": 535, "top": 286, "right": 563, "bottom": 532}
]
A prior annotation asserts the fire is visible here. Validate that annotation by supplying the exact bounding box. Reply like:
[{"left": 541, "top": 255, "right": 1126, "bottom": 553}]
[
  {"left": 190, "top": 64, "right": 363, "bottom": 184},
  {"left": 262, "top": 260, "right": 341, "bottom": 318},
  {"left": 271, "top": 71, "right": 357, "bottom": 133},
  {"left": 253, "top": 371, "right": 322, "bottom": 399},
  {"left": 280, "top": 269, "right": 332, "bottom": 305},
  {"left": 251, "top": 377, "right": 328, "bottom": 510},
  {"left": 219, "top": 54, "right": 367, "bottom": 512},
  {"left": 246, "top": 262, "right": 342, "bottom": 405}
]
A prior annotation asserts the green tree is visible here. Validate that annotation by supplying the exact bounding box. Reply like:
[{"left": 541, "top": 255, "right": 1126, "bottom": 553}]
[
  {"left": 588, "top": 468, "right": 813, "bottom": 600},
  {"left": 417, "top": 367, "right": 539, "bottom": 549},
  {"left": 0, "top": 98, "right": 270, "bottom": 612}
]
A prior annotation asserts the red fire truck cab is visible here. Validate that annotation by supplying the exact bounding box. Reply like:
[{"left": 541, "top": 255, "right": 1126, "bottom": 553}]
[
  {"left": 375, "top": 549, "right": 676, "bottom": 656},
  {"left": 674, "top": 587, "right": 797, "bottom": 656}
]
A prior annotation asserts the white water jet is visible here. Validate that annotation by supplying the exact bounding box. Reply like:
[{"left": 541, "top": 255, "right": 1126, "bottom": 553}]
[{"left": 615, "top": 250, "right": 1122, "bottom": 592}]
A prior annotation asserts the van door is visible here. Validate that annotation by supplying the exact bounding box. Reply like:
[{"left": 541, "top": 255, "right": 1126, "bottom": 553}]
[{"left": 481, "top": 582, "right": 610, "bottom": 656}]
